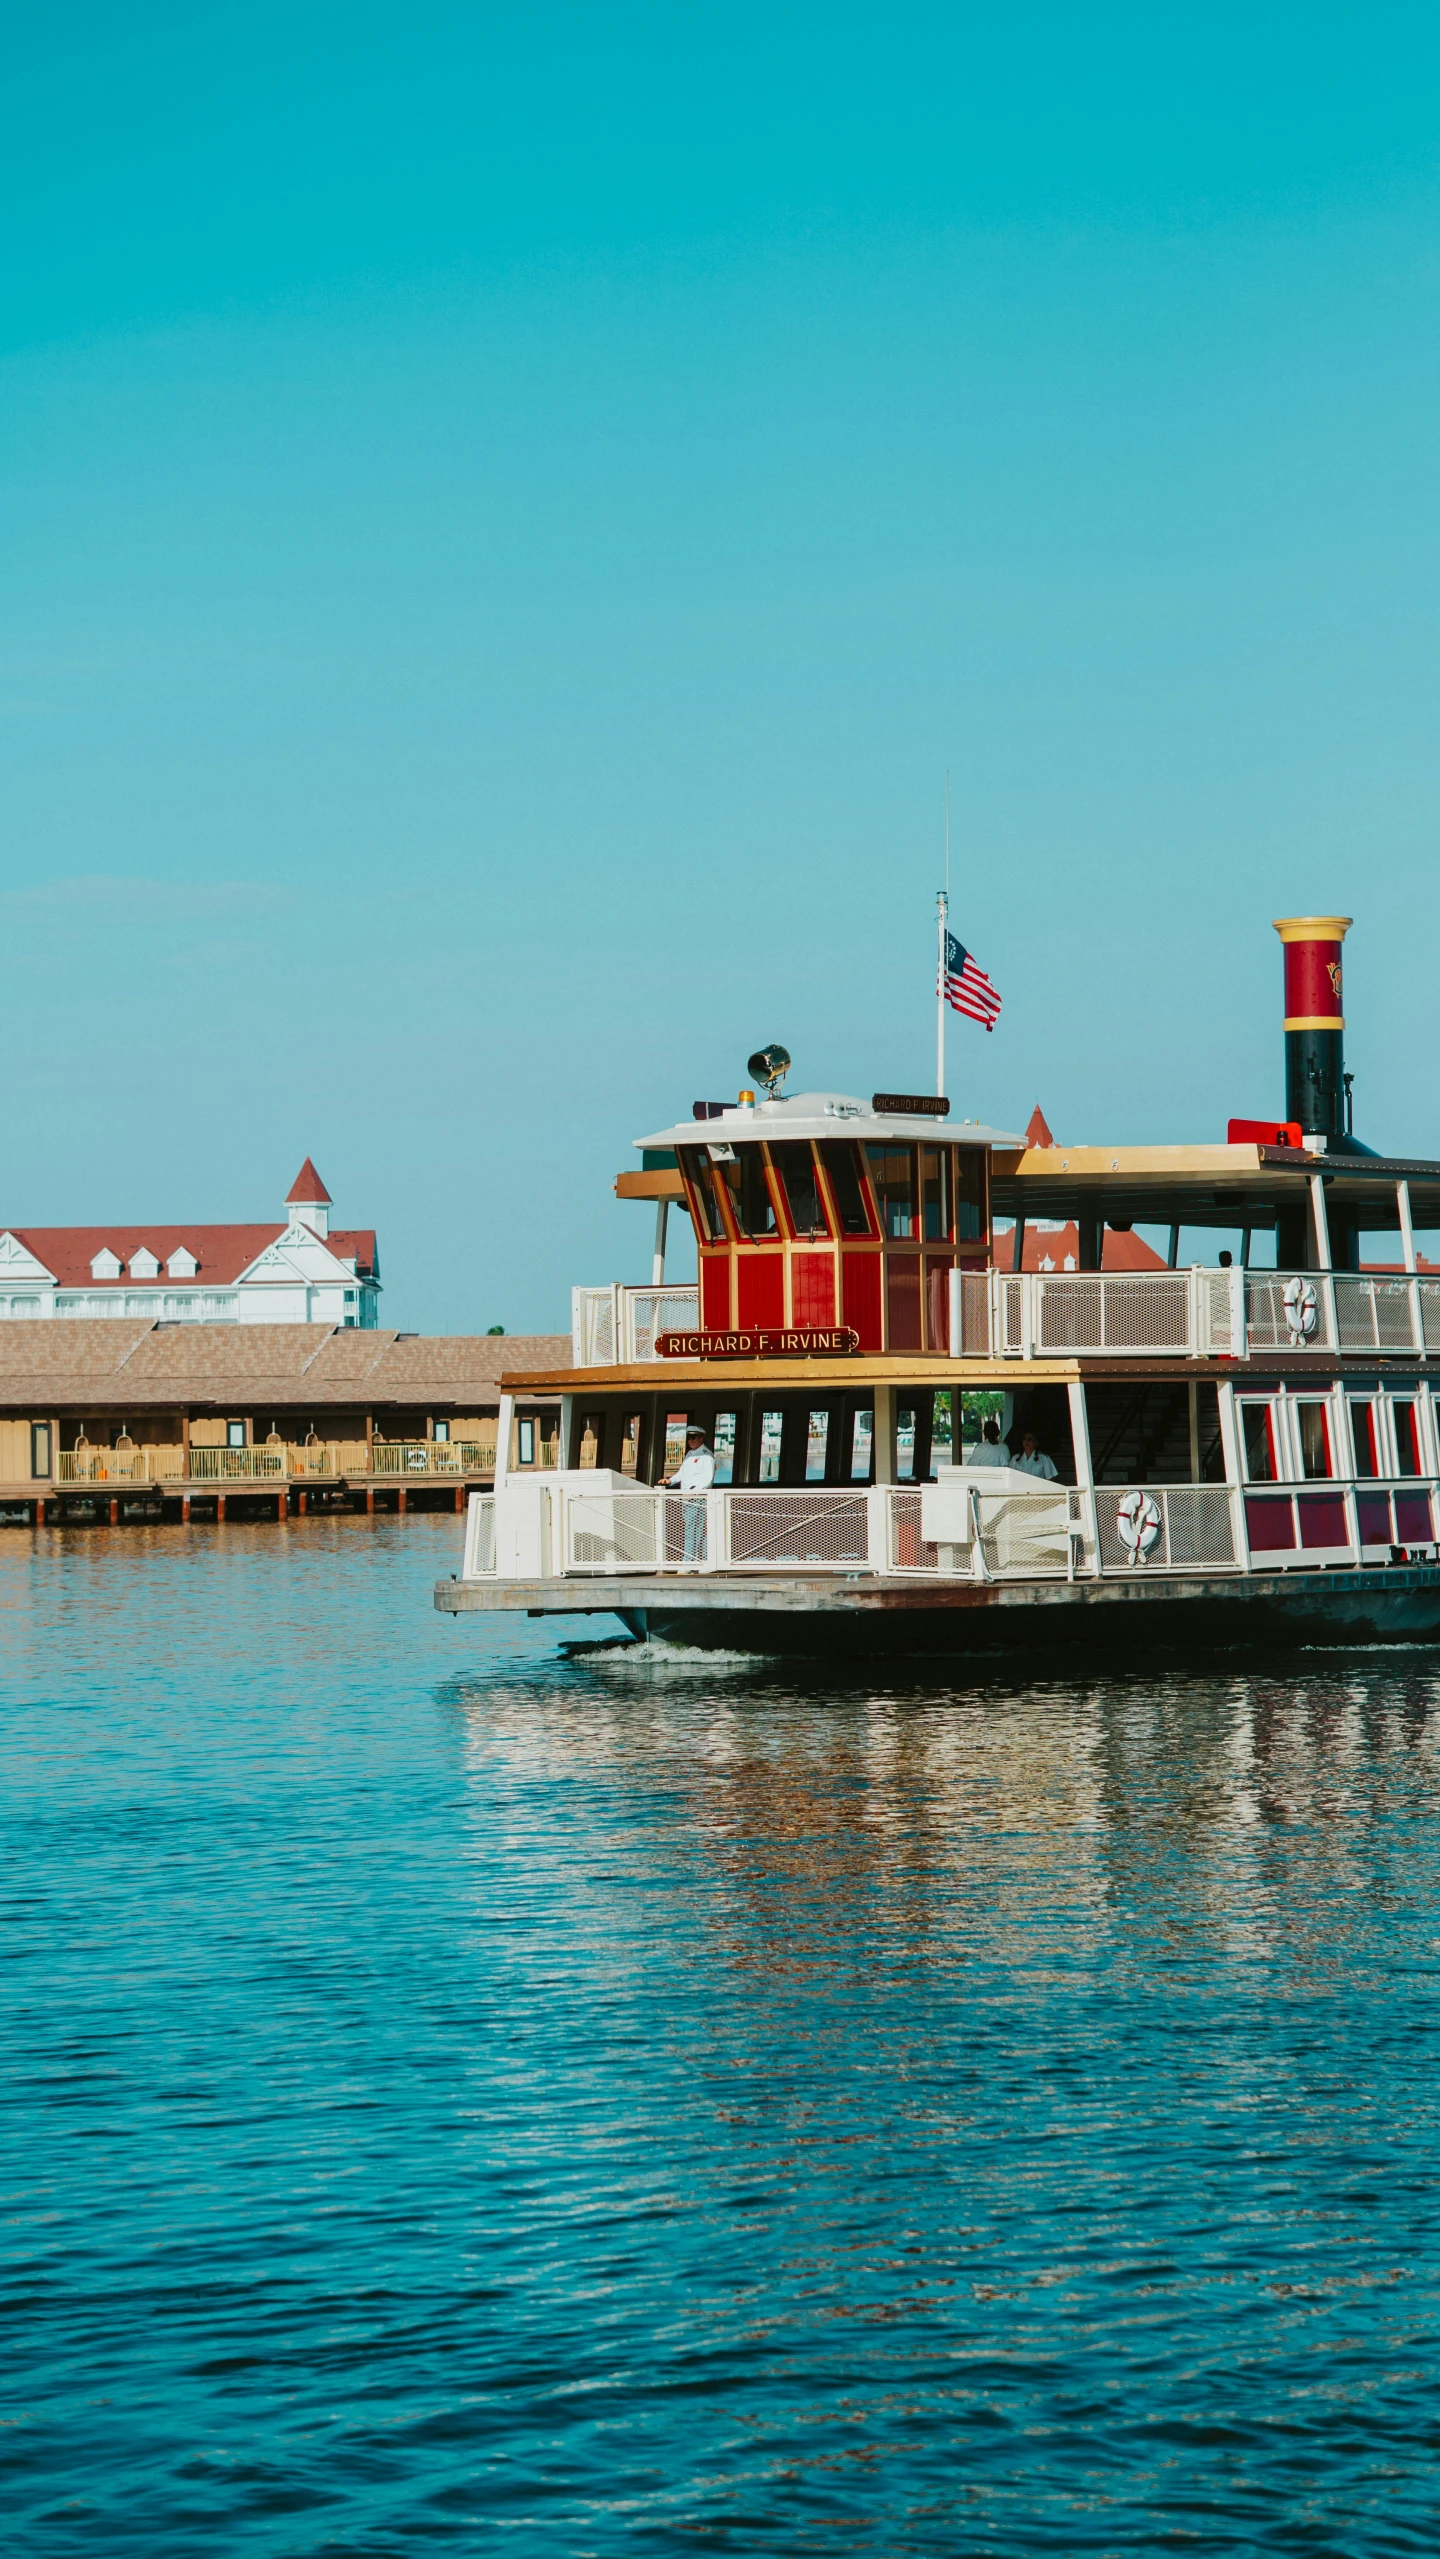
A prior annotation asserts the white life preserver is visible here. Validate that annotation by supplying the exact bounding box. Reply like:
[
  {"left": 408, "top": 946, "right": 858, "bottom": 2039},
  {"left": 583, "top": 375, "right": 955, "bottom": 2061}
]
[
  {"left": 1283, "top": 1274, "right": 1319, "bottom": 1345},
  {"left": 1117, "top": 1488, "right": 1163, "bottom": 1563}
]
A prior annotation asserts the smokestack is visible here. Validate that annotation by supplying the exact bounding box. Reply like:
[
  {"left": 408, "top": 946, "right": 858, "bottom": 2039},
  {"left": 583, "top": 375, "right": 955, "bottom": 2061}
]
[{"left": 1274, "top": 915, "right": 1352, "bottom": 1141}]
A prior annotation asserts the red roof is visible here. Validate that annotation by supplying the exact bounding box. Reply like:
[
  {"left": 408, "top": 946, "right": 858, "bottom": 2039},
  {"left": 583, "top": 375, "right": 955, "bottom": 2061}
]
[
  {"left": 1025, "top": 1104, "right": 1056, "bottom": 1149},
  {"left": 995, "top": 1220, "right": 1167, "bottom": 1274},
  {"left": 286, "top": 1158, "right": 332, "bottom": 1206},
  {"left": 6, "top": 1224, "right": 376, "bottom": 1287}
]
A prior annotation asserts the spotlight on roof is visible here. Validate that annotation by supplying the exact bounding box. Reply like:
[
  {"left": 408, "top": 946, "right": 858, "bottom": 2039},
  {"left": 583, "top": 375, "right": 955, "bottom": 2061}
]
[{"left": 747, "top": 1043, "right": 791, "bottom": 1098}]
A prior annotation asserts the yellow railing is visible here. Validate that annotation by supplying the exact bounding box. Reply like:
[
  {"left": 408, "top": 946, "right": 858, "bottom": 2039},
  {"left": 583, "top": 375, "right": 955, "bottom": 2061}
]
[
  {"left": 53, "top": 1440, "right": 499, "bottom": 1485},
  {"left": 370, "top": 1441, "right": 497, "bottom": 1477}
]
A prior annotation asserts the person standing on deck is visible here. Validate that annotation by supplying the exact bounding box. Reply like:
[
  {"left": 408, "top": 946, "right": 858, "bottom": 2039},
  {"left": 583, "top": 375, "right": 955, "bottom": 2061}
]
[
  {"left": 667, "top": 1426, "right": 715, "bottom": 1565},
  {"left": 968, "top": 1416, "right": 1011, "bottom": 1468},
  {"left": 1013, "top": 1430, "right": 1059, "bottom": 1481}
]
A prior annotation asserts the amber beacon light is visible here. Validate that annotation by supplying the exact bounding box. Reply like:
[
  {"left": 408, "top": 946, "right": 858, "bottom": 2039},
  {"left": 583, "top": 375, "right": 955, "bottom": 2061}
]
[{"left": 1273, "top": 914, "right": 1352, "bottom": 1140}]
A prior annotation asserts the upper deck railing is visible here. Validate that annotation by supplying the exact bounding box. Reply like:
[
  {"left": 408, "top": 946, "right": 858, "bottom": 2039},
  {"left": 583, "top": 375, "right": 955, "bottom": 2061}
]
[{"left": 571, "top": 1270, "right": 1440, "bottom": 1365}]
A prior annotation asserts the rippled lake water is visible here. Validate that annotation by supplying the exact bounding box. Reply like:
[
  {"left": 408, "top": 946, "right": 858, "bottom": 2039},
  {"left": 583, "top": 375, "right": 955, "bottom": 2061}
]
[{"left": 5, "top": 1517, "right": 1440, "bottom": 2553}]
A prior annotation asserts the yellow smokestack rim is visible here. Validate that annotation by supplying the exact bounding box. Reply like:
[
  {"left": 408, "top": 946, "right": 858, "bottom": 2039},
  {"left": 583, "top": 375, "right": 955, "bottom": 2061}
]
[{"left": 1272, "top": 916, "right": 1353, "bottom": 943}]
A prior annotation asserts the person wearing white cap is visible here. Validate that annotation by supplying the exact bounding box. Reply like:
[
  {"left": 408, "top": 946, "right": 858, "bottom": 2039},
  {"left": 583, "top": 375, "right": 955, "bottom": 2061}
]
[{"left": 667, "top": 1425, "right": 715, "bottom": 1565}]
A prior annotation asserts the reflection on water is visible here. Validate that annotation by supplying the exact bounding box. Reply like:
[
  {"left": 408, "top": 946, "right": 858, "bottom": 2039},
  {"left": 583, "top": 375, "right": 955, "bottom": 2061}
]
[{"left": 3, "top": 1518, "right": 1440, "bottom": 2552}]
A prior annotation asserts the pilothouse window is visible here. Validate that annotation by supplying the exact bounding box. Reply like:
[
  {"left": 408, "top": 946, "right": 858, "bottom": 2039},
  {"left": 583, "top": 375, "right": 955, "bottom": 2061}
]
[
  {"left": 920, "top": 1147, "right": 952, "bottom": 1242},
  {"left": 723, "top": 1147, "right": 778, "bottom": 1238},
  {"left": 769, "top": 1142, "right": 829, "bottom": 1238},
  {"left": 865, "top": 1145, "right": 916, "bottom": 1240},
  {"left": 818, "top": 1141, "right": 871, "bottom": 1236},
  {"left": 678, "top": 1148, "right": 726, "bottom": 1241}
]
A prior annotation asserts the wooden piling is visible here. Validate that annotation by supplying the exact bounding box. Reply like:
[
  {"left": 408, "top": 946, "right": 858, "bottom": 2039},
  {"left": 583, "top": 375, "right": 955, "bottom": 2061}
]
[
  {"left": 398, "top": 1486, "right": 407, "bottom": 1515},
  {"left": 365, "top": 1488, "right": 374, "bottom": 1515},
  {"left": 297, "top": 1488, "right": 307, "bottom": 1516},
  {"left": 182, "top": 1493, "right": 191, "bottom": 1524},
  {"left": 217, "top": 1494, "right": 226, "bottom": 1523},
  {"left": 109, "top": 1496, "right": 119, "bottom": 1526},
  {"left": 277, "top": 1489, "right": 288, "bottom": 1521}
]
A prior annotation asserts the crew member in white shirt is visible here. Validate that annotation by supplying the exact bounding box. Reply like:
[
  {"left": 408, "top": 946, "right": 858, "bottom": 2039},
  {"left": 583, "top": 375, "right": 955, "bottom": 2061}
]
[
  {"left": 1013, "top": 1429, "right": 1059, "bottom": 1481},
  {"left": 968, "top": 1416, "right": 1011, "bottom": 1469},
  {"left": 668, "top": 1426, "right": 716, "bottom": 1564}
]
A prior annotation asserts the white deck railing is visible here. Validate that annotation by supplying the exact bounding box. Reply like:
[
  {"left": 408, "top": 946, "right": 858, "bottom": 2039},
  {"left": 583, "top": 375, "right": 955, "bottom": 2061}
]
[
  {"left": 573, "top": 1268, "right": 1440, "bottom": 1363},
  {"left": 463, "top": 1479, "right": 1291, "bottom": 1582}
]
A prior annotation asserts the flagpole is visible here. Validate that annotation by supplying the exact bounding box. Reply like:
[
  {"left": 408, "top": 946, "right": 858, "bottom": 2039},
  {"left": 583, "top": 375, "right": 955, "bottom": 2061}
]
[{"left": 937, "top": 774, "right": 950, "bottom": 1099}]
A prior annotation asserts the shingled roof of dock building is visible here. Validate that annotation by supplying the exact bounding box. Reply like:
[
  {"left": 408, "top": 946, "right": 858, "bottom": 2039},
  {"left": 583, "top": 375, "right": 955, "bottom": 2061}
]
[{"left": 0, "top": 1325, "right": 570, "bottom": 1408}]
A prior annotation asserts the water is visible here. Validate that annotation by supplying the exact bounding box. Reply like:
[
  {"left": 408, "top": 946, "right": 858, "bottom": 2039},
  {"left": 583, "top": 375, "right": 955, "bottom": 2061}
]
[{"left": 5, "top": 1519, "right": 1440, "bottom": 2555}]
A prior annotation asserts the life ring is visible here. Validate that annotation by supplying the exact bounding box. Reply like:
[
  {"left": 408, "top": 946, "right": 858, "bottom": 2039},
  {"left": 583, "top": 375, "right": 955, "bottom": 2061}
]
[
  {"left": 1117, "top": 1488, "right": 1163, "bottom": 1563},
  {"left": 1282, "top": 1274, "right": 1318, "bottom": 1344}
]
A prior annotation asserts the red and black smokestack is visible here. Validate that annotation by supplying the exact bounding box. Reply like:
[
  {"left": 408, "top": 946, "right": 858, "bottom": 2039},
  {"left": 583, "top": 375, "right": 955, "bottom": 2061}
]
[{"left": 1274, "top": 915, "right": 1351, "bottom": 1141}]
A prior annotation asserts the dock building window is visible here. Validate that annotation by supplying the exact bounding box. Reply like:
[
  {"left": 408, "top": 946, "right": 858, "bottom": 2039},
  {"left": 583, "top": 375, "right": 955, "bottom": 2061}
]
[
  {"left": 865, "top": 1145, "right": 916, "bottom": 1239},
  {"left": 818, "top": 1141, "right": 872, "bottom": 1236},
  {"left": 226, "top": 1419, "right": 246, "bottom": 1449},
  {"left": 770, "top": 1142, "right": 829, "bottom": 1239},
  {"left": 30, "top": 1423, "right": 50, "bottom": 1479}
]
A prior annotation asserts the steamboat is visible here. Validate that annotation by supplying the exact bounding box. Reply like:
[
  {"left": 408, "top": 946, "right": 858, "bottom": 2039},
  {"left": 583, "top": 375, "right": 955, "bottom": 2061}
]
[{"left": 438, "top": 916, "right": 1440, "bottom": 1654}]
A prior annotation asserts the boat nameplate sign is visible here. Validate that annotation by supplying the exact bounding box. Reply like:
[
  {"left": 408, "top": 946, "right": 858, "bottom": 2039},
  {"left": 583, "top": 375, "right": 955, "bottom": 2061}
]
[
  {"left": 655, "top": 1327, "right": 861, "bottom": 1359},
  {"left": 871, "top": 1092, "right": 950, "bottom": 1117}
]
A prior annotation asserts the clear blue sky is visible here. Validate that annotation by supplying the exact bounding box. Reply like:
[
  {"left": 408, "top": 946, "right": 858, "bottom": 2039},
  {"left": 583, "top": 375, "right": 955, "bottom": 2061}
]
[{"left": 5, "top": 4, "right": 1440, "bottom": 1325}]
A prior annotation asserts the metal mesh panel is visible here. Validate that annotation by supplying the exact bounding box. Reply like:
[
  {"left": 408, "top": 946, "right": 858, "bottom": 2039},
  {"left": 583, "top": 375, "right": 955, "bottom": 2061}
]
[
  {"left": 626, "top": 1287, "right": 700, "bottom": 1361},
  {"left": 466, "top": 1496, "right": 496, "bottom": 1575},
  {"left": 1201, "top": 1271, "right": 1238, "bottom": 1357},
  {"left": 1372, "top": 1279, "right": 1418, "bottom": 1351},
  {"left": 1420, "top": 1283, "right": 1440, "bottom": 1351},
  {"left": 565, "top": 1490, "right": 678, "bottom": 1570},
  {"left": 958, "top": 1272, "right": 992, "bottom": 1356},
  {"left": 727, "top": 1491, "right": 869, "bottom": 1566},
  {"left": 1244, "top": 1272, "right": 1333, "bottom": 1352},
  {"left": 998, "top": 1275, "right": 1025, "bottom": 1352},
  {"left": 888, "top": 1490, "right": 940, "bottom": 1572},
  {"left": 1035, "top": 1277, "right": 1104, "bottom": 1350}
]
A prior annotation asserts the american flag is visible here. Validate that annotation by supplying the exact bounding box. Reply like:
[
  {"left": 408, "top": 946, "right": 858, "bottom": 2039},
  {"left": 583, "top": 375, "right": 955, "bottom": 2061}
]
[{"left": 939, "top": 930, "right": 1002, "bottom": 1032}]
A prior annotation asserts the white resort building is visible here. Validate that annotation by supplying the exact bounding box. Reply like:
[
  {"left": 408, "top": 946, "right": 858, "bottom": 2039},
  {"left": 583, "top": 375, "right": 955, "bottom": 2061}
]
[{"left": 0, "top": 1160, "right": 381, "bottom": 1327}]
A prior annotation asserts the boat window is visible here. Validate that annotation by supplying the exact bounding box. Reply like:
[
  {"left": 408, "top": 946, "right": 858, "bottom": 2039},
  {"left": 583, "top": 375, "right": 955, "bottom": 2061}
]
[
  {"left": 758, "top": 1409, "right": 784, "bottom": 1483},
  {"left": 619, "top": 1412, "right": 643, "bottom": 1478},
  {"left": 1393, "top": 1399, "right": 1422, "bottom": 1477},
  {"left": 1296, "top": 1401, "right": 1332, "bottom": 1479},
  {"left": 804, "top": 1410, "right": 830, "bottom": 1482},
  {"left": 849, "top": 1408, "right": 874, "bottom": 1480},
  {"left": 897, "top": 1407, "right": 917, "bottom": 1481},
  {"left": 920, "top": 1147, "right": 952, "bottom": 1242},
  {"left": 818, "top": 1140, "right": 872, "bottom": 1236},
  {"left": 722, "top": 1146, "right": 778, "bottom": 1239},
  {"left": 662, "top": 1412, "right": 690, "bottom": 1476},
  {"left": 712, "top": 1412, "right": 738, "bottom": 1486},
  {"left": 955, "top": 1148, "right": 986, "bottom": 1244},
  {"left": 1241, "top": 1403, "right": 1278, "bottom": 1483},
  {"left": 677, "top": 1147, "right": 727, "bottom": 1242},
  {"left": 1349, "top": 1400, "right": 1379, "bottom": 1477},
  {"left": 931, "top": 1391, "right": 953, "bottom": 1464},
  {"left": 865, "top": 1145, "right": 916, "bottom": 1240},
  {"left": 578, "top": 1413, "right": 606, "bottom": 1468},
  {"left": 770, "top": 1141, "right": 830, "bottom": 1239}
]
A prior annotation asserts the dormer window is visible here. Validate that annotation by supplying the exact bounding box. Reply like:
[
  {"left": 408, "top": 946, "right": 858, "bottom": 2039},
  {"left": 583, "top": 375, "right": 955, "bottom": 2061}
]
[
  {"left": 130, "top": 1247, "right": 160, "bottom": 1279},
  {"left": 167, "top": 1246, "right": 198, "bottom": 1278},
  {"left": 90, "top": 1248, "right": 122, "bottom": 1280}
]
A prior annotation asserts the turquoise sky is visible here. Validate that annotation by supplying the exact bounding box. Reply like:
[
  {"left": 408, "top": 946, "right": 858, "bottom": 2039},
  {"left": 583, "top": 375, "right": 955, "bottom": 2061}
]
[{"left": 5, "top": 5, "right": 1440, "bottom": 1325}]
